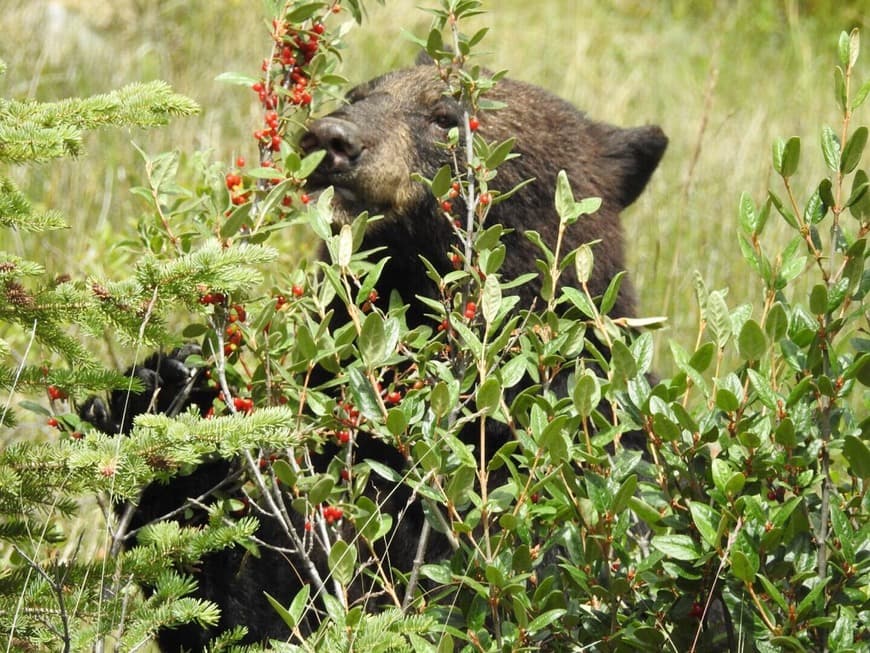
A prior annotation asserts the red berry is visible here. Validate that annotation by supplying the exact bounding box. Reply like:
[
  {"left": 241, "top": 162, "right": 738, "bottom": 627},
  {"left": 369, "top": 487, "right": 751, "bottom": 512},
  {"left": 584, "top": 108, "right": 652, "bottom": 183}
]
[
  {"left": 236, "top": 156, "right": 246, "bottom": 168},
  {"left": 312, "top": 23, "right": 325, "bottom": 35},
  {"left": 386, "top": 391, "right": 402, "bottom": 405},
  {"left": 291, "top": 284, "right": 304, "bottom": 297},
  {"left": 304, "top": 520, "right": 313, "bottom": 531},
  {"left": 464, "top": 301, "right": 477, "bottom": 320},
  {"left": 368, "top": 290, "right": 379, "bottom": 303},
  {"left": 336, "top": 430, "right": 350, "bottom": 444},
  {"left": 252, "top": 81, "right": 264, "bottom": 93},
  {"left": 689, "top": 602, "right": 704, "bottom": 620},
  {"left": 468, "top": 116, "right": 480, "bottom": 131},
  {"left": 48, "top": 385, "right": 66, "bottom": 401},
  {"left": 225, "top": 173, "right": 242, "bottom": 190},
  {"left": 300, "top": 193, "right": 311, "bottom": 205},
  {"left": 479, "top": 192, "right": 491, "bottom": 206},
  {"left": 450, "top": 252, "right": 461, "bottom": 269},
  {"left": 441, "top": 200, "right": 452, "bottom": 213},
  {"left": 340, "top": 469, "right": 350, "bottom": 481},
  {"left": 47, "top": 417, "right": 59, "bottom": 428}
]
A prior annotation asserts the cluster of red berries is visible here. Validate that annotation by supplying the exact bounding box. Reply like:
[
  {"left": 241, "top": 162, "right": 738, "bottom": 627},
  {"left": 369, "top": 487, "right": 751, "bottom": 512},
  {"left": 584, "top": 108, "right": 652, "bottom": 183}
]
[
  {"left": 225, "top": 156, "right": 250, "bottom": 206},
  {"left": 251, "top": 18, "right": 326, "bottom": 119},
  {"left": 335, "top": 429, "right": 351, "bottom": 445},
  {"left": 464, "top": 301, "right": 477, "bottom": 320},
  {"left": 253, "top": 109, "right": 285, "bottom": 153},
  {"left": 322, "top": 504, "right": 343, "bottom": 525},
  {"left": 199, "top": 291, "right": 226, "bottom": 306},
  {"left": 233, "top": 396, "right": 254, "bottom": 414},
  {"left": 337, "top": 401, "right": 361, "bottom": 428},
  {"left": 225, "top": 323, "right": 244, "bottom": 356},
  {"left": 47, "top": 385, "right": 67, "bottom": 401}
]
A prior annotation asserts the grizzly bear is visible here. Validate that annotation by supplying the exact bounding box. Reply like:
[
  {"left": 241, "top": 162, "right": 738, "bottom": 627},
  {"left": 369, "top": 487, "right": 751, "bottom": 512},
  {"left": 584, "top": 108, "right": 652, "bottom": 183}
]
[{"left": 81, "top": 59, "right": 666, "bottom": 650}]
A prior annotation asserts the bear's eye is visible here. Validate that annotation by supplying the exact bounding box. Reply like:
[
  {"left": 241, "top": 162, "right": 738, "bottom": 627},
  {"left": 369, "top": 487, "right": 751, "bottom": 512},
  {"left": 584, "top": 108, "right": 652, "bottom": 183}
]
[{"left": 431, "top": 105, "right": 460, "bottom": 129}]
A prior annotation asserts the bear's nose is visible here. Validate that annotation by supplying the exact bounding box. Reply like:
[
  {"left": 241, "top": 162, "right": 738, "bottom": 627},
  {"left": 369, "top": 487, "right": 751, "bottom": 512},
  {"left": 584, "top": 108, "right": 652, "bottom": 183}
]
[{"left": 300, "top": 117, "right": 363, "bottom": 173}]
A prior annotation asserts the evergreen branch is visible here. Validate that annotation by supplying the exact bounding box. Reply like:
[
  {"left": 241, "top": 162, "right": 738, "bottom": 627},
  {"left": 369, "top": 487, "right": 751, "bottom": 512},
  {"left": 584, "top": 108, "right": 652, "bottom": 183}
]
[
  {"left": 0, "top": 81, "right": 199, "bottom": 164},
  {"left": 0, "top": 178, "right": 67, "bottom": 231}
]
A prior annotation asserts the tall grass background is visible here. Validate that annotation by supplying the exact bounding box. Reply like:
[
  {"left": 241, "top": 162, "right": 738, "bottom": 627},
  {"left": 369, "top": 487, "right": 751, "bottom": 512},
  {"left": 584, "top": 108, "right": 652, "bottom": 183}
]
[{"left": 1, "top": 0, "right": 865, "bottom": 374}]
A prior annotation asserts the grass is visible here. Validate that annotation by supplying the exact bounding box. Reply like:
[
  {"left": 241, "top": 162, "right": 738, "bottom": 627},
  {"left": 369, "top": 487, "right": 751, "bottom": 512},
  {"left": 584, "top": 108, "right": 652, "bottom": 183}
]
[{"left": 2, "top": 0, "right": 865, "bottom": 378}]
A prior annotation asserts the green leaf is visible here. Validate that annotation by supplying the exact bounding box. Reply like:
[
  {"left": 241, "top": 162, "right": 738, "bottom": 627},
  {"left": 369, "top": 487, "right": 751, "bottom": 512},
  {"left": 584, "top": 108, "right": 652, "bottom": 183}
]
[
  {"left": 386, "top": 408, "right": 407, "bottom": 436},
  {"left": 843, "top": 435, "right": 870, "bottom": 479},
  {"left": 265, "top": 587, "right": 308, "bottom": 630},
  {"left": 689, "top": 341, "right": 716, "bottom": 373},
  {"left": 272, "top": 459, "right": 296, "bottom": 487},
  {"left": 796, "top": 578, "right": 828, "bottom": 620},
  {"left": 756, "top": 575, "right": 789, "bottom": 612},
  {"left": 328, "top": 540, "right": 357, "bottom": 587},
  {"left": 611, "top": 474, "right": 637, "bottom": 514},
  {"left": 688, "top": 502, "right": 720, "bottom": 549},
  {"left": 610, "top": 339, "right": 637, "bottom": 389},
  {"left": 555, "top": 170, "right": 576, "bottom": 223},
  {"left": 527, "top": 609, "right": 567, "bottom": 633},
  {"left": 308, "top": 475, "right": 335, "bottom": 506},
  {"left": 809, "top": 284, "right": 828, "bottom": 315},
  {"left": 575, "top": 243, "right": 594, "bottom": 284},
  {"left": 841, "top": 126, "right": 868, "bottom": 174},
  {"left": 707, "top": 290, "right": 731, "bottom": 348},
  {"left": 821, "top": 125, "right": 841, "bottom": 172},
  {"left": 600, "top": 270, "right": 625, "bottom": 315},
  {"left": 765, "top": 302, "right": 788, "bottom": 341},
  {"left": 651, "top": 534, "right": 701, "bottom": 561},
  {"left": 730, "top": 550, "right": 756, "bottom": 584},
  {"left": 773, "top": 136, "right": 800, "bottom": 177},
  {"left": 485, "top": 137, "right": 516, "bottom": 169},
  {"left": 338, "top": 224, "right": 353, "bottom": 268},
  {"left": 477, "top": 377, "right": 501, "bottom": 416},
  {"left": 737, "top": 319, "right": 767, "bottom": 361},
  {"left": 572, "top": 371, "right": 600, "bottom": 418},
  {"left": 738, "top": 192, "right": 757, "bottom": 233},
  {"left": 838, "top": 30, "right": 851, "bottom": 66},
  {"left": 711, "top": 458, "right": 733, "bottom": 495},
  {"left": 430, "top": 164, "right": 453, "bottom": 198},
  {"left": 747, "top": 368, "right": 778, "bottom": 410},
  {"left": 830, "top": 504, "right": 856, "bottom": 563},
  {"left": 214, "top": 71, "right": 259, "bottom": 86},
  {"left": 431, "top": 381, "right": 451, "bottom": 419},
  {"left": 482, "top": 273, "right": 501, "bottom": 324},
  {"left": 359, "top": 311, "right": 387, "bottom": 368}
]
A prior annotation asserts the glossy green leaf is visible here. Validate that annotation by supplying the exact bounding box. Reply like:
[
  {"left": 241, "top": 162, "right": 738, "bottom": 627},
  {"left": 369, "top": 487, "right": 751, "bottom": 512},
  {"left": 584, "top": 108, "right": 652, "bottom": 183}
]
[
  {"left": 737, "top": 319, "right": 767, "bottom": 360},
  {"left": 688, "top": 501, "right": 719, "bottom": 549},
  {"left": 651, "top": 534, "right": 701, "bottom": 561},
  {"left": 840, "top": 126, "right": 867, "bottom": 174},
  {"left": 328, "top": 540, "right": 357, "bottom": 587},
  {"left": 844, "top": 435, "right": 870, "bottom": 479}
]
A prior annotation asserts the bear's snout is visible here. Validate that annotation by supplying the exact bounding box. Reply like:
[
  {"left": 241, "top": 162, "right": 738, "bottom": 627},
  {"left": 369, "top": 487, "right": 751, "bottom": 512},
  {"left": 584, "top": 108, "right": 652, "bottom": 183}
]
[{"left": 300, "top": 116, "right": 364, "bottom": 175}]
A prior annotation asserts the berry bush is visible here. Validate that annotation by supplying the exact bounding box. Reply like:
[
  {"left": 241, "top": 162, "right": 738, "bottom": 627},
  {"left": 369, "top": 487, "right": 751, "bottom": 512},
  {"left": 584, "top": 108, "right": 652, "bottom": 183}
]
[{"left": 1, "top": 1, "right": 868, "bottom": 651}]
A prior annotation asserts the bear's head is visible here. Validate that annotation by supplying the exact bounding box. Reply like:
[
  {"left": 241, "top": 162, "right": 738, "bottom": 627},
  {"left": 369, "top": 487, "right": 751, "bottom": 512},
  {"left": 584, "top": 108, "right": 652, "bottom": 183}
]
[{"left": 300, "top": 62, "right": 667, "bottom": 321}]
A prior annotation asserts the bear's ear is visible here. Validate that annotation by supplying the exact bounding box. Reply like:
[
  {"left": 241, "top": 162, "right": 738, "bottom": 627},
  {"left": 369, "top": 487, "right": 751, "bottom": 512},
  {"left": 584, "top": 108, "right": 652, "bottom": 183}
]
[{"left": 600, "top": 124, "right": 668, "bottom": 209}]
